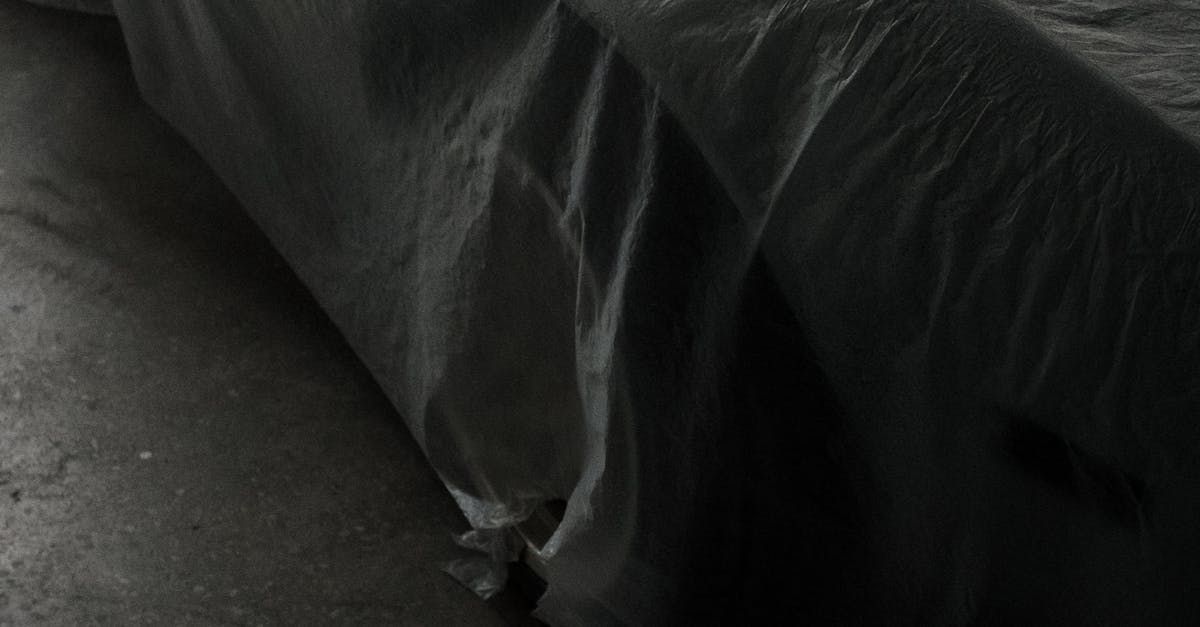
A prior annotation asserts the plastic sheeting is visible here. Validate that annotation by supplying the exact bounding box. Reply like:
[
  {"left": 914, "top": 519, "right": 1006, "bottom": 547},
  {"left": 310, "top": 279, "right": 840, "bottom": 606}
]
[
  {"left": 999, "top": 0, "right": 1200, "bottom": 140},
  {"left": 107, "top": 1, "right": 1199, "bottom": 623}
]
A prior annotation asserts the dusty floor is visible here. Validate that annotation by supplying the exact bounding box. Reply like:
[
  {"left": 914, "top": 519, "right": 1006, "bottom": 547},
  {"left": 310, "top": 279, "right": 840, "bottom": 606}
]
[{"left": 0, "top": 2, "right": 523, "bottom": 624}]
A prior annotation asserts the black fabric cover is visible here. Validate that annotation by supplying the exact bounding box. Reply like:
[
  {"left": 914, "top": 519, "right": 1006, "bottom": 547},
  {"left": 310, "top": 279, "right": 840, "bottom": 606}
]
[
  {"left": 23, "top": 0, "right": 111, "bottom": 15},
  {"left": 110, "top": 1, "right": 1200, "bottom": 623}
]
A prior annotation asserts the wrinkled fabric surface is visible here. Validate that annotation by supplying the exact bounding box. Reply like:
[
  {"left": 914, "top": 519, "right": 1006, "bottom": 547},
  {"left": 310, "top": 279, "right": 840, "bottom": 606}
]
[
  {"left": 1000, "top": 0, "right": 1200, "bottom": 140},
  {"left": 98, "top": 0, "right": 1200, "bottom": 624}
]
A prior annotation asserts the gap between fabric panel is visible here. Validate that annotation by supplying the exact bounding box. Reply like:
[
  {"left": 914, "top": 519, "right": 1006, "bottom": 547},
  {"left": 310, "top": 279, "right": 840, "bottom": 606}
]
[{"left": 22, "top": 0, "right": 112, "bottom": 15}]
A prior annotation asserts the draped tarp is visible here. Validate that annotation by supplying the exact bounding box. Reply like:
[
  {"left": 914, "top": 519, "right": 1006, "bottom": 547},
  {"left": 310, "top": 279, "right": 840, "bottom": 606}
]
[{"left": 105, "top": 1, "right": 1199, "bottom": 623}]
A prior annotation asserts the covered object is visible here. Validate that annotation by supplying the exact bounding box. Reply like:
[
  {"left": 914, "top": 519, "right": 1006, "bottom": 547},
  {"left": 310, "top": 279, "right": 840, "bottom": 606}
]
[{"left": 61, "top": 0, "right": 1200, "bottom": 623}]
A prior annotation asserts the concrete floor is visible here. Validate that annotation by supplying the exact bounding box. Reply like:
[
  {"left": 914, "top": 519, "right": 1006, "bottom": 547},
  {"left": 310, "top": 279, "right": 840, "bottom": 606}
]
[{"left": 0, "top": 2, "right": 524, "bottom": 624}]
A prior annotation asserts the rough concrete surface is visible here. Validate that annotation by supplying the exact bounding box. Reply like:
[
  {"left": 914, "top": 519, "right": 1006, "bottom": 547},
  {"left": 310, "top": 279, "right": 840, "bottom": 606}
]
[{"left": 0, "top": 2, "right": 520, "bottom": 624}]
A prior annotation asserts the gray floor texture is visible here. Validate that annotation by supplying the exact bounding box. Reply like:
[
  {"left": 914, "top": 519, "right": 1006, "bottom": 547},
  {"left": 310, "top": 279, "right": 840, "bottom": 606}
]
[{"left": 0, "top": 2, "right": 522, "bottom": 624}]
